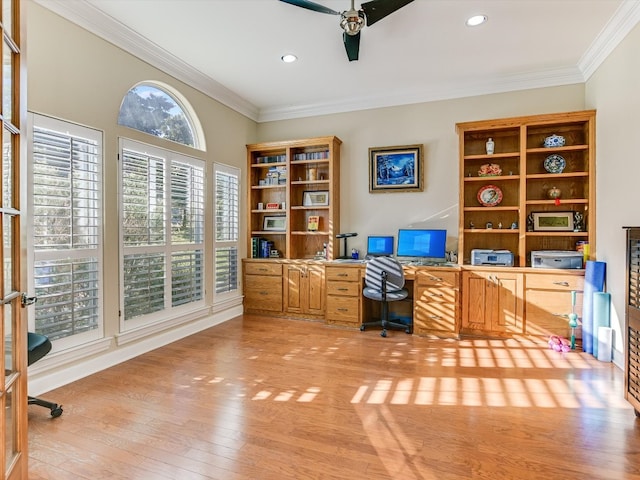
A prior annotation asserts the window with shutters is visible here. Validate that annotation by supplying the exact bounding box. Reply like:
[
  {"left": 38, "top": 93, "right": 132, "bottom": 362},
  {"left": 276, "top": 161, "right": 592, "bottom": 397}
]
[
  {"left": 28, "top": 113, "right": 103, "bottom": 346},
  {"left": 119, "top": 139, "right": 205, "bottom": 328},
  {"left": 213, "top": 163, "right": 239, "bottom": 296}
]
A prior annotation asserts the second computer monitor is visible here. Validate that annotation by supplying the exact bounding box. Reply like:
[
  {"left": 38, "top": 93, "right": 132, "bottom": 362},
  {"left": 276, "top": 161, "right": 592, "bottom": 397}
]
[
  {"left": 397, "top": 229, "right": 447, "bottom": 261},
  {"left": 366, "top": 235, "right": 394, "bottom": 257}
]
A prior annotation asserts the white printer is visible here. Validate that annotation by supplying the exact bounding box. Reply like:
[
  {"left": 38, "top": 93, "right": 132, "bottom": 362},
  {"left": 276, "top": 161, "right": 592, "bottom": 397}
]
[
  {"left": 471, "top": 249, "right": 514, "bottom": 266},
  {"left": 531, "top": 250, "right": 583, "bottom": 269}
]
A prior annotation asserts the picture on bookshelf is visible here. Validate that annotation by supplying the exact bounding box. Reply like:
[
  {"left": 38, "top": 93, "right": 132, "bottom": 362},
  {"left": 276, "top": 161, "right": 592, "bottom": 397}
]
[
  {"left": 307, "top": 215, "right": 320, "bottom": 231},
  {"left": 263, "top": 216, "right": 286, "bottom": 231},
  {"left": 369, "top": 144, "right": 423, "bottom": 193},
  {"left": 302, "top": 190, "right": 329, "bottom": 207},
  {"left": 531, "top": 211, "right": 575, "bottom": 231}
]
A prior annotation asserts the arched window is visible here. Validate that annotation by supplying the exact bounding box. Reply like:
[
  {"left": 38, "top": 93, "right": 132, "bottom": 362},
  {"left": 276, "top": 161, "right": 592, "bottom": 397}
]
[{"left": 118, "top": 82, "right": 203, "bottom": 149}]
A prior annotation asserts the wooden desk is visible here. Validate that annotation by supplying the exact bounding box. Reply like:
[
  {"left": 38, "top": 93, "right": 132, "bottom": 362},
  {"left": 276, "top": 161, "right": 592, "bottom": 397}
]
[{"left": 324, "top": 262, "right": 460, "bottom": 338}]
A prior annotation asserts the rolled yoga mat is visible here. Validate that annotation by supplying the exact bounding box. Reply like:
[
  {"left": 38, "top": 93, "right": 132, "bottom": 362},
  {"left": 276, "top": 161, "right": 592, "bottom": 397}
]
[
  {"left": 597, "top": 326, "right": 613, "bottom": 362},
  {"left": 592, "top": 292, "right": 611, "bottom": 358},
  {"left": 582, "top": 261, "right": 606, "bottom": 354}
]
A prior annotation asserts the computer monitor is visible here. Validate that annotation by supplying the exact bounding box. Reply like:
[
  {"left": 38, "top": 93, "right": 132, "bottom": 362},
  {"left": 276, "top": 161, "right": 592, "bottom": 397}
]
[
  {"left": 396, "top": 229, "right": 447, "bottom": 261},
  {"left": 366, "top": 235, "right": 394, "bottom": 257}
]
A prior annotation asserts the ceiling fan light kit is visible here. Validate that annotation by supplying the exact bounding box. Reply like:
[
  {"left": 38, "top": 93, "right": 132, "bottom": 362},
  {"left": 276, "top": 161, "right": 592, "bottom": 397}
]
[{"left": 280, "top": 0, "right": 415, "bottom": 61}]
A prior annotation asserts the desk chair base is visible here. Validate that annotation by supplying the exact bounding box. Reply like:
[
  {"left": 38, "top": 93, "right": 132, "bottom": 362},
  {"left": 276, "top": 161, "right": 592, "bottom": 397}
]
[
  {"left": 360, "top": 320, "right": 412, "bottom": 337},
  {"left": 28, "top": 396, "right": 63, "bottom": 418}
]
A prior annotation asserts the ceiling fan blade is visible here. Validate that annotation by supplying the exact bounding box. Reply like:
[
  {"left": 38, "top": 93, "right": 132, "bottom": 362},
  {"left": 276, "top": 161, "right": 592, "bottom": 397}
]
[
  {"left": 343, "top": 31, "right": 361, "bottom": 61},
  {"left": 279, "top": 0, "right": 340, "bottom": 15},
  {"left": 361, "top": 0, "right": 414, "bottom": 26}
]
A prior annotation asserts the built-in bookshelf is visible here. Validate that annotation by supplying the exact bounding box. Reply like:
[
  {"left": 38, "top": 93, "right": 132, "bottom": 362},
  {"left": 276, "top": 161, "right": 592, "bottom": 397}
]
[{"left": 247, "top": 136, "right": 341, "bottom": 260}]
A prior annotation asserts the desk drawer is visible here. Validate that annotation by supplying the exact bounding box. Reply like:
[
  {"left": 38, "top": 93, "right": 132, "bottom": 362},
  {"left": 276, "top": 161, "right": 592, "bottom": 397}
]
[
  {"left": 525, "top": 289, "right": 583, "bottom": 336},
  {"left": 414, "top": 302, "right": 457, "bottom": 334},
  {"left": 326, "top": 267, "right": 361, "bottom": 282},
  {"left": 524, "top": 273, "right": 583, "bottom": 291},
  {"left": 327, "top": 281, "right": 360, "bottom": 297},
  {"left": 244, "top": 275, "right": 283, "bottom": 312},
  {"left": 326, "top": 295, "right": 360, "bottom": 325},
  {"left": 416, "top": 270, "right": 458, "bottom": 288},
  {"left": 245, "top": 262, "right": 282, "bottom": 276}
]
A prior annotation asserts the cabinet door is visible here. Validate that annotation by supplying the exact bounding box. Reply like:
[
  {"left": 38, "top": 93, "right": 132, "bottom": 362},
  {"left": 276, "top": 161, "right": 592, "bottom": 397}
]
[
  {"left": 284, "top": 265, "right": 303, "bottom": 313},
  {"left": 306, "top": 265, "right": 325, "bottom": 315},
  {"left": 284, "top": 264, "right": 325, "bottom": 315},
  {"left": 462, "top": 271, "right": 523, "bottom": 334}
]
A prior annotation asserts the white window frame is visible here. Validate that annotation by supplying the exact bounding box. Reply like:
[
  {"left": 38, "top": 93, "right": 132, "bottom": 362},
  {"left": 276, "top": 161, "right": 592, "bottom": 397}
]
[
  {"left": 118, "top": 138, "right": 206, "bottom": 333},
  {"left": 213, "top": 162, "right": 240, "bottom": 301},
  {"left": 27, "top": 113, "right": 104, "bottom": 351}
]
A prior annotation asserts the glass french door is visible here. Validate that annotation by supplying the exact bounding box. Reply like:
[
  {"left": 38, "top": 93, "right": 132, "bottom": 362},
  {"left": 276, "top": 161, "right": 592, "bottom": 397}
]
[{"left": 1, "top": 0, "right": 27, "bottom": 478}]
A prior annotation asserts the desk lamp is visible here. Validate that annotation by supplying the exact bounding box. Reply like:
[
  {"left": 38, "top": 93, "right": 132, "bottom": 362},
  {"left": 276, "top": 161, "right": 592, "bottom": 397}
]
[{"left": 336, "top": 232, "right": 357, "bottom": 259}]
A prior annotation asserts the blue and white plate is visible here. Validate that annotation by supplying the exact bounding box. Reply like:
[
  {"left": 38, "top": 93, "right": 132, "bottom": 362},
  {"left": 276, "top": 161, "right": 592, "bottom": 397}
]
[{"left": 544, "top": 154, "right": 566, "bottom": 174}]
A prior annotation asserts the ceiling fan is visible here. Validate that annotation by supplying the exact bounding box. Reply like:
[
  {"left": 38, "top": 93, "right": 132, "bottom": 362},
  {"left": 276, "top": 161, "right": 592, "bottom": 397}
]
[{"left": 280, "top": 0, "right": 415, "bottom": 61}]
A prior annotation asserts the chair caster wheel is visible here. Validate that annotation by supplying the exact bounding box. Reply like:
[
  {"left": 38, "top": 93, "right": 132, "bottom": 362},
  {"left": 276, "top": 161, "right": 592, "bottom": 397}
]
[
  {"left": 50, "top": 406, "right": 63, "bottom": 418},
  {"left": 380, "top": 330, "right": 387, "bottom": 338},
  {"left": 405, "top": 328, "right": 412, "bottom": 334},
  {"left": 360, "top": 325, "right": 365, "bottom": 331}
]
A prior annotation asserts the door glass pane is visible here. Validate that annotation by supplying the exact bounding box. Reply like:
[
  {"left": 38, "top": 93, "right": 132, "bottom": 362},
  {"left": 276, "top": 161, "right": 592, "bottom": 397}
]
[
  {"left": 2, "top": 0, "right": 12, "bottom": 42},
  {"left": 4, "top": 302, "right": 12, "bottom": 374},
  {"left": 3, "top": 214, "right": 11, "bottom": 295},
  {"left": 2, "top": 129, "right": 12, "bottom": 208},
  {"left": 2, "top": 40, "right": 12, "bottom": 125},
  {"left": 4, "top": 387, "right": 15, "bottom": 472}
]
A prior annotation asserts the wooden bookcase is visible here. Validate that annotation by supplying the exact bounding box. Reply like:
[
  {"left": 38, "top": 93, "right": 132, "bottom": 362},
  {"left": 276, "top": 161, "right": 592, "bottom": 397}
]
[
  {"left": 456, "top": 110, "right": 595, "bottom": 267},
  {"left": 247, "top": 136, "right": 341, "bottom": 260}
]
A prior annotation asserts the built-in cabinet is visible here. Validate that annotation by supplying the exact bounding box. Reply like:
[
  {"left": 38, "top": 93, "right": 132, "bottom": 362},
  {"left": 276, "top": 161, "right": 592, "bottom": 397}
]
[
  {"left": 247, "top": 136, "right": 341, "bottom": 260},
  {"left": 624, "top": 227, "right": 640, "bottom": 417},
  {"left": 461, "top": 269, "right": 524, "bottom": 335},
  {"left": 413, "top": 269, "right": 459, "bottom": 337},
  {"left": 243, "top": 262, "right": 283, "bottom": 314},
  {"left": 456, "top": 111, "right": 595, "bottom": 267},
  {"left": 325, "top": 264, "right": 362, "bottom": 328},
  {"left": 284, "top": 263, "right": 325, "bottom": 316}
]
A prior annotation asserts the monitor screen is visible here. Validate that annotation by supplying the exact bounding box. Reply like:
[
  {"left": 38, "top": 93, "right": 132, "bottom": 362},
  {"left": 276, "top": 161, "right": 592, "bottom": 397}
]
[
  {"left": 396, "top": 229, "right": 447, "bottom": 259},
  {"left": 366, "top": 235, "right": 394, "bottom": 257}
]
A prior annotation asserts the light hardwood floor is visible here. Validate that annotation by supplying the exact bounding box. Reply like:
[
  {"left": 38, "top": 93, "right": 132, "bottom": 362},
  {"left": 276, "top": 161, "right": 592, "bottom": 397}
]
[{"left": 28, "top": 315, "right": 640, "bottom": 479}]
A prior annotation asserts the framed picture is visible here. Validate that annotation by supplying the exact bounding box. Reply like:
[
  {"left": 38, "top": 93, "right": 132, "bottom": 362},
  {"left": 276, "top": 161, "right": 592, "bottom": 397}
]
[
  {"left": 531, "top": 211, "right": 575, "bottom": 231},
  {"left": 302, "top": 190, "right": 329, "bottom": 207},
  {"left": 263, "top": 216, "right": 286, "bottom": 231},
  {"left": 369, "top": 144, "right": 424, "bottom": 193}
]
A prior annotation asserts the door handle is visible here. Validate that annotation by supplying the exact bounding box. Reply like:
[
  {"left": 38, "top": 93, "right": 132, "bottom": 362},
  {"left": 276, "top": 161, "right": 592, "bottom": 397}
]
[{"left": 21, "top": 293, "right": 37, "bottom": 307}]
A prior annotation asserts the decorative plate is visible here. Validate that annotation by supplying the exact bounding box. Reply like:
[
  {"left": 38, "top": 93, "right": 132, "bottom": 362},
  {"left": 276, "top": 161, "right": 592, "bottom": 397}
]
[
  {"left": 478, "top": 163, "right": 502, "bottom": 177},
  {"left": 544, "top": 154, "right": 566, "bottom": 173},
  {"left": 477, "top": 185, "right": 503, "bottom": 207}
]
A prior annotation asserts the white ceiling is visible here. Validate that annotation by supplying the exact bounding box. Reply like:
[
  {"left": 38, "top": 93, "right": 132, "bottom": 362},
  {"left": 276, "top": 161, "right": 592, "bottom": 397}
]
[{"left": 36, "top": 0, "right": 640, "bottom": 122}]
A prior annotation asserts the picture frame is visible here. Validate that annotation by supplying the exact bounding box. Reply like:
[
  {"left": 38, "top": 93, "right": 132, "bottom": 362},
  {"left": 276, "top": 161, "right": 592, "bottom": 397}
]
[
  {"left": 262, "top": 216, "right": 286, "bottom": 231},
  {"left": 302, "top": 190, "right": 329, "bottom": 207},
  {"left": 531, "top": 211, "right": 575, "bottom": 231},
  {"left": 369, "top": 144, "right": 424, "bottom": 193}
]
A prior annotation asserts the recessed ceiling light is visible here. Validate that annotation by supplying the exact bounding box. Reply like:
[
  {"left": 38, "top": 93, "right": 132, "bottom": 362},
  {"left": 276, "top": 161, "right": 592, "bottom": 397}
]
[
  {"left": 466, "top": 15, "right": 488, "bottom": 27},
  {"left": 281, "top": 54, "right": 298, "bottom": 63}
]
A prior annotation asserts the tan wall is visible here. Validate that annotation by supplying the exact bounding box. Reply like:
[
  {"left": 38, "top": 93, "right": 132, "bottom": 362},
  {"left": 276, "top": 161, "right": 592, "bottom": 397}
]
[
  {"left": 585, "top": 21, "right": 640, "bottom": 365},
  {"left": 257, "top": 87, "right": 586, "bottom": 255}
]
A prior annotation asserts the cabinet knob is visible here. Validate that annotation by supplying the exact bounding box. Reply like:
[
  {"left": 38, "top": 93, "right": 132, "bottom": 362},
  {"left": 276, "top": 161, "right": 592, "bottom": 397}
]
[
  {"left": 429, "top": 315, "right": 442, "bottom": 319},
  {"left": 553, "top": 281, "right": 570, "bottom": 287},
  {"left": 429, "top": 276, "right": 442, "bottom": 282},
  {"left": 337, "top": 287, "right": 348, "bottom": 291},
  {"left": 429, "top": 293, "right": 444, "bottom": 297},
  {"left": 337, "top": 308, "right": 348, "bottom": 312}
]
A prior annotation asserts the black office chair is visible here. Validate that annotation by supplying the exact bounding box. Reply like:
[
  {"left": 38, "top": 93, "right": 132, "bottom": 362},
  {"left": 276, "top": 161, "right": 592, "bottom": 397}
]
[
  {"left": 360, "top": 256, "right": 412, "bottom": 337},
  {"left": 27, "top": 332, "right": 63, "bottom": 417}
]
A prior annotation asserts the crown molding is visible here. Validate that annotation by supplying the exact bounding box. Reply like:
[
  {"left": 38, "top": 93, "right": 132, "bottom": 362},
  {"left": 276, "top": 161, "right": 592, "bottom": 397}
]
[
  {"left": 578, "top": 0, "right": 640, "bottom": 79},
  {"left": 33, "top": 0, "right": 260, "bottom": 121},
  {"left": 34, "top": 0, "right": 640, "bottom": 123}
]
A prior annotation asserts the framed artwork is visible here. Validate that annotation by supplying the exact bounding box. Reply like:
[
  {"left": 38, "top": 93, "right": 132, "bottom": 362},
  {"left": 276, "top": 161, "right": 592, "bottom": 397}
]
[
  {"left": 263, "top": 216, "right": 286, "bottom": 231},
  {"left": 531, "top": 211, "right": 575, "bottom": 231},
  {"left": 302, "top": 190, "right": 329, "bottom": 207},
  {"left": 369, "top": 144, "right": 424, "bottom": 193}
]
